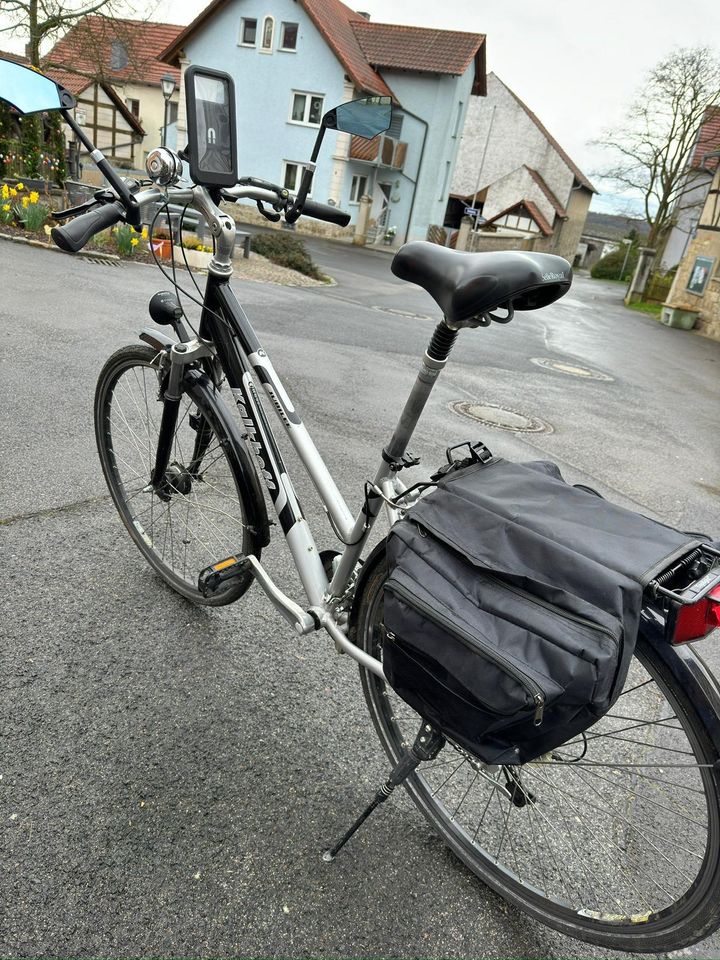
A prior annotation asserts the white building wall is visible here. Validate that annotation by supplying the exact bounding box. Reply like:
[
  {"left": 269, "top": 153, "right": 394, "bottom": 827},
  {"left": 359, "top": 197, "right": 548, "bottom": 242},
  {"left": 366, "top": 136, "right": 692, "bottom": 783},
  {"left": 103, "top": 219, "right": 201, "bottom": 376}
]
[
  {"left": 482, "top": 164, "right": 556, "bottom": 225},
  {"left": 452, "top": 72, "right": 574, "bottom": 211},
  {"left": 661, "top": 169, "right": 713, "bottom": 271}
]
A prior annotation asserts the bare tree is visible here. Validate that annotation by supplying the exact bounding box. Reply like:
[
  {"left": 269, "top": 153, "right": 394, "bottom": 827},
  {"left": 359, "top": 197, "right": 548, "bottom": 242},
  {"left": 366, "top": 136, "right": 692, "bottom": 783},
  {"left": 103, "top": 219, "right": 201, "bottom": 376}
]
[
  {"left": 596, "top": 46, "right": 720, "bottom": 250},
  {"left": 0, "top": 0, "right": 142, "bottom": 66}
]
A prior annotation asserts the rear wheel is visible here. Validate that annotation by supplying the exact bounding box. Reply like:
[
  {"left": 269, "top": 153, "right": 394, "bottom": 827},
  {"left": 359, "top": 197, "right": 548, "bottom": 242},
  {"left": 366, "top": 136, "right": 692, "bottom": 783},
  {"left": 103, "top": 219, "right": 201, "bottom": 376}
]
[
  {"left": 356, "top": 554, "right": 720, "bottom": 953},
  {"left": 95, "top": 344, "right": 258, "bottom": 605}
]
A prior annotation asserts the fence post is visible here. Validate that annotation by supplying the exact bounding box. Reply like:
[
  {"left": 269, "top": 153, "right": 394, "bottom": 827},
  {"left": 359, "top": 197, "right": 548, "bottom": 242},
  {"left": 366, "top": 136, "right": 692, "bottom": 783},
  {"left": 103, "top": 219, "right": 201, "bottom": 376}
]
[{"left": 353, "top": 194, "right": 372, "bottom": 246}]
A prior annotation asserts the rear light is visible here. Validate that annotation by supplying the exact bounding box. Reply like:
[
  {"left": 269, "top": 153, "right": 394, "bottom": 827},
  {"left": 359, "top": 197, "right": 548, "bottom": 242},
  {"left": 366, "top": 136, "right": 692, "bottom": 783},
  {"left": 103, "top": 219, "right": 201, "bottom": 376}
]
[{"left": 671, "top": 585, "right": 720, "bottom": 645}]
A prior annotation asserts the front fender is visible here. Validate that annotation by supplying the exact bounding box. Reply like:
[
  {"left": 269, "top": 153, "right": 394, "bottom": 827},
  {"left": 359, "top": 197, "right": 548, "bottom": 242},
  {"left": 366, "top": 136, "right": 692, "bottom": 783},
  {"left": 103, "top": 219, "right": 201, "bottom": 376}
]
[{"left": 139, "top": 326, "right": 176, "bottom": 351}]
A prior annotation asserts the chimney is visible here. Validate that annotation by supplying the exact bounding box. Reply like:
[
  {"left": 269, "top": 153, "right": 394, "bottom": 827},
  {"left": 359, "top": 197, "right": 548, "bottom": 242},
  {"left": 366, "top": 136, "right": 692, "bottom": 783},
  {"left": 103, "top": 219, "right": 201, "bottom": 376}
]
[{"left": 356, "top": 11, "right": 371, "bottom": 19}]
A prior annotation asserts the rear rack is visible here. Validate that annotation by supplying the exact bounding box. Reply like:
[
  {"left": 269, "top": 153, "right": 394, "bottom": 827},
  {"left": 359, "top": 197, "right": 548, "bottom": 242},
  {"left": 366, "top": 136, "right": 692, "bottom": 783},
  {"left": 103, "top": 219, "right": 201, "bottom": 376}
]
[{"left": 648, "top": 543, "right": 720, "bottom": 605}]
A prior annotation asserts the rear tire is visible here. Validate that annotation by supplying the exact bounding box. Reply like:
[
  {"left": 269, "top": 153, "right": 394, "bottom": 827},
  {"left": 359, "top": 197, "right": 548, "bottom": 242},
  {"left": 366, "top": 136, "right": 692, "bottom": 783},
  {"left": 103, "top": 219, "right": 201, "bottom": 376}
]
[
  {"left": 355, "top": 552, "right": 720, "bottom": 953},
  {"left": 95, "top": 344, "right": 260, "bottom": 605}
]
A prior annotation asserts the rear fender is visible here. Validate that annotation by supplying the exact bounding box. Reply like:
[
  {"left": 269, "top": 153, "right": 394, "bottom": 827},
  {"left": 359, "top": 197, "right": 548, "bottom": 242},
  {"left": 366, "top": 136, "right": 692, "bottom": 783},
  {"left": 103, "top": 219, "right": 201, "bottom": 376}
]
[{"left": 640, "top": 608, "right": 720, "bottom": 755}]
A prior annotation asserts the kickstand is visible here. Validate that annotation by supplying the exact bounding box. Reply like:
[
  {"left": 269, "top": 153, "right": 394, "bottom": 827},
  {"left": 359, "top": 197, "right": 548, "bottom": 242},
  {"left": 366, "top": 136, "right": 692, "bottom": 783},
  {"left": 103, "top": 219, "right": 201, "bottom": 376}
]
[{"left": 322, "top": 722, "right": 445, "bottom": 862}]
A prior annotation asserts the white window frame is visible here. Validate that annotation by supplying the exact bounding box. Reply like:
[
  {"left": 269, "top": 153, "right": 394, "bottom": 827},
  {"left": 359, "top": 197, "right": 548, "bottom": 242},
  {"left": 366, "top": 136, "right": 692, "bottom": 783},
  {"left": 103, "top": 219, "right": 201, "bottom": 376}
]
[
  {"left": 282, "top": 160, "right": 312, "bottom": 197},
  {"left": 239, "top": 17, "right": 257, "bottom": 46},
  {"left": 279, "top": 21, "right": 298, "bottom": 51},
  {"left": 260, "top": 15, "right": 275, "bottom": 53},
  {"left": 350, "top": 174, "right": 368, "bottom": 204},
  {"left": 288, "top": 90, "right": 325, "bottom": 127}
]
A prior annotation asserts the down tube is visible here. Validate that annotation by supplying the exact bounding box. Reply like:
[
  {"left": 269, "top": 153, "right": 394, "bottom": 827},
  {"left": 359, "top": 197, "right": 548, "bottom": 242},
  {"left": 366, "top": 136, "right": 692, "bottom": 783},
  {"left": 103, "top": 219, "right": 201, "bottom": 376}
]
[{"left": 204, "top": 281, "right": 329, "bottom": 605}]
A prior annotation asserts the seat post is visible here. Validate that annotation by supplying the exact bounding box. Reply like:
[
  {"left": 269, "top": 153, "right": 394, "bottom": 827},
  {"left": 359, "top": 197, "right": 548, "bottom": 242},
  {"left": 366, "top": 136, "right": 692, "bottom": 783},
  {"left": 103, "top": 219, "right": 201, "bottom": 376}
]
[{"left": 382, "top": 320, "right": 458, "bottom": 465}]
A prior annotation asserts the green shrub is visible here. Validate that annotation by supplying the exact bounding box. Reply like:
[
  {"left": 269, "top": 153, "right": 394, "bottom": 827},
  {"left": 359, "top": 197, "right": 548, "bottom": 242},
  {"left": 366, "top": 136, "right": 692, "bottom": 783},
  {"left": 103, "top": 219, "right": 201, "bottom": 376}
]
[
  {"left": 591, "top": 244, "right": 639, "bottom": 281},
  {"left": 250, "top": 231, "right": 323, "bottom": 279}
]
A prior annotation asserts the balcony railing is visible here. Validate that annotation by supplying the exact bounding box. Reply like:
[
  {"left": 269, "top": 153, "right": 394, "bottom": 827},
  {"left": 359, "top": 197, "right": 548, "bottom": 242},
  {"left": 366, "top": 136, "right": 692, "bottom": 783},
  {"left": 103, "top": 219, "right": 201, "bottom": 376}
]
[{"left": 349, "top": 134, "right": 407, "bottom": 170}]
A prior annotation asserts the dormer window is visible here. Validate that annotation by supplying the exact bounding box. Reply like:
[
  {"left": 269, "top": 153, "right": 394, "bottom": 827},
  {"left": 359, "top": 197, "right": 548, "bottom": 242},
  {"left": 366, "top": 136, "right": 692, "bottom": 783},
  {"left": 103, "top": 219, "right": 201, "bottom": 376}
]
[
  {"left": 110, "top": 40, "right": 128, "bottom": 71},
  {"left": 260, "top": 16, "right": 274, "bottom": 52}
]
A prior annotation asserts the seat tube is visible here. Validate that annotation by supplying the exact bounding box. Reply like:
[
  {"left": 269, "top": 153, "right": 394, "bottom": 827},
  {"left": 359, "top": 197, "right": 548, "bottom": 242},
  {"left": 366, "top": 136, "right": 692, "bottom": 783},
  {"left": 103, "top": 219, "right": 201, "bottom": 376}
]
[{"left": 329, "top": 321, "right": 458, "bottom": 597}]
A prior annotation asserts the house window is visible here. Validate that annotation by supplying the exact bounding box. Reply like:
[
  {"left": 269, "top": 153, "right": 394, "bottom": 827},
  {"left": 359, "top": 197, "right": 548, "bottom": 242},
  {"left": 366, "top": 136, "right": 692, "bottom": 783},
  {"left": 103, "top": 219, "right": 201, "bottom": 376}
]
[
  {"left": 240, "top": 18, "right": 257, "bottom": 45},
  {"left": 279, "top": 21, "right": 298, "bottom": 50},
  {"left": 110, "top": 40, "right": 128, "bottom": 71},
  {"left": 282, "top": 161, "right": 311, "bottom": 196},
  {"left": 167, "top": 101, "right": 178, "bottom": 125},
  {"left": 260, "top": 16, "right": 274, "bottom": 52},
  {"left": 350, "top": 174, "right": 368, "bottom": 203},
  {"left": 125, "top": 97, "right": 140, "bottom": 118},
  {"left": 290, "top": 91, "right": 324, "bottom": 125}
]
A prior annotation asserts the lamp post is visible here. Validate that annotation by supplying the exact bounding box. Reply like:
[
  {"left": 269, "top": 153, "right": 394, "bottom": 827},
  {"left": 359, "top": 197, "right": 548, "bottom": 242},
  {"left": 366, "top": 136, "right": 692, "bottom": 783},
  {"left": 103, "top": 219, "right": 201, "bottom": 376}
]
[{"left": 161, "top": 73, "right": 176, "bottom": 148}]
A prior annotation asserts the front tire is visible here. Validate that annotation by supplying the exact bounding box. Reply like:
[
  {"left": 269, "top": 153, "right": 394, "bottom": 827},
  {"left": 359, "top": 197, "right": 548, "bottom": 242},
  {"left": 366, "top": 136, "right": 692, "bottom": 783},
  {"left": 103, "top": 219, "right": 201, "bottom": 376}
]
[
  {"left": 95, "top": 344, "right": 260, "bottom": 605},
  {"left": 356, "top": 553, "right": 720, "bottom": 953}
]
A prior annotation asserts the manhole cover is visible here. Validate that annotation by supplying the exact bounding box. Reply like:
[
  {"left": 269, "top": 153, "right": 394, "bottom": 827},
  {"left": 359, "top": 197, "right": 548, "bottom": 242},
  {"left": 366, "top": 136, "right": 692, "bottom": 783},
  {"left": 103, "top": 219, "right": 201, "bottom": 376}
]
[
  {"left": 530, "top": 357, "right": 614, "bottom": 381},
  {"left": 450, "top": 400, "right": 551, "bottom": 434}
]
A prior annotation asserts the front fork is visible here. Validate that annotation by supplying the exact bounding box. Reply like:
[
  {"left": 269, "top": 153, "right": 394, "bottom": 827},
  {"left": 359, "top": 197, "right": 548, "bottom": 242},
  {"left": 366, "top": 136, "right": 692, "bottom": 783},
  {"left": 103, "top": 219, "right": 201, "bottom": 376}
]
[{"left": 148, "top": 338, "right": 217, "bottom": 488}]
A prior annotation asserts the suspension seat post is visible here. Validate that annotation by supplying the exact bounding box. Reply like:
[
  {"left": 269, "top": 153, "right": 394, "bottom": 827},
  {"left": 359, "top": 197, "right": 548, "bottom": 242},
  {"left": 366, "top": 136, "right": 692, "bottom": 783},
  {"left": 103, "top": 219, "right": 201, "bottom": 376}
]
[{"left": 382, "top": 320, "right": 458, "bottom": 465}]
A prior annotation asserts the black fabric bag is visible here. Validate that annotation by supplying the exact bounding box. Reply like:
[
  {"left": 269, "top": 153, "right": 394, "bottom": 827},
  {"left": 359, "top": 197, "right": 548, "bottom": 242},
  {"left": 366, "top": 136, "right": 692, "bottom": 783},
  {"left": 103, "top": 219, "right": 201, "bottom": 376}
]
[{"left": 383, "top": 456, "right": 704, "bottom": 764}]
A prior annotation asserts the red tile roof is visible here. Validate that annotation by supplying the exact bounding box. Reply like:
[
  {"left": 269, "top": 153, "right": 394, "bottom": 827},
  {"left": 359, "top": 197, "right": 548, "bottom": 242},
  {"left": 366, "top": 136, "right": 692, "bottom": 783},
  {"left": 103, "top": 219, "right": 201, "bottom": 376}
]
[
  {"left": 352, "top": 20, "right": 485, "bottom": 92},
  {"left": 482, "top": 199, "right": 554, "bottom": 237},
  {"left": 691, "top": 106, "right": 720, "bottom": 172},
  {"left": 45, "top": 16, "right": 182, "bottom": 88},
  {"left": 524, "top": 166, "right": 567, "bottom": 218},
  {"left": 160, "top": 0, "right": 485, "bottom": 99},
  {"left": 494, "top": 74, "right": 596, "bottom": 194}
]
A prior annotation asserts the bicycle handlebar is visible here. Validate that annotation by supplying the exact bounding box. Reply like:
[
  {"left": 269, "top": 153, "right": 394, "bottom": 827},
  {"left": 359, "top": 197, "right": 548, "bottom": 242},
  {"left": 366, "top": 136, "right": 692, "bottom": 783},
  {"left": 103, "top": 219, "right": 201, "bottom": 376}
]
[
  {"left": 51, "top": 200, "right": 126, "bottom": 253},
  {"left": 50, "top": 177, "right": 351, "bottom": 255}
]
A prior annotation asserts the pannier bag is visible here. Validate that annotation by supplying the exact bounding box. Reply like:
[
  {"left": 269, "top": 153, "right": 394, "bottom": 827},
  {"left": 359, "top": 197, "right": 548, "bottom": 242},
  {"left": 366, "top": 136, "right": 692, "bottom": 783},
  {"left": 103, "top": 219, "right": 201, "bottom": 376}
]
[{"left": 383, "top": 454, "right": 705, "bottom": 764}]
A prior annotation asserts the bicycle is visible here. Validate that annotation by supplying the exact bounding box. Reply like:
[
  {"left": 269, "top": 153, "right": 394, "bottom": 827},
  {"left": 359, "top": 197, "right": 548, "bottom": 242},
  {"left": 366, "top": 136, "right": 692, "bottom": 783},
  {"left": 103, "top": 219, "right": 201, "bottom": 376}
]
[{"left": 6, "top": 56, "right": 720, "bottom": 954}]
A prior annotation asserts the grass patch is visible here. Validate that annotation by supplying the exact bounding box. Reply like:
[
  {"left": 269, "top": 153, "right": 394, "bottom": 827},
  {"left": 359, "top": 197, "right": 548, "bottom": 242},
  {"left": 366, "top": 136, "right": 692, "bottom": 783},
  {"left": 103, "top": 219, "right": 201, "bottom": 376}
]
[
  {"left": 250, "top": 231, "right": 324, "bottom": 280},
  {"left": 626, "top": 301, "right": 663, "bottom": 316}
]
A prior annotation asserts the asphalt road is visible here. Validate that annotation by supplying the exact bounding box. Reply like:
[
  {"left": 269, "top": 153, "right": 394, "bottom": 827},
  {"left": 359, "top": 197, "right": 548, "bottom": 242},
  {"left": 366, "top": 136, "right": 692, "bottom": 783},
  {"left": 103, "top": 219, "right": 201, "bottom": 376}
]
[{"left": 2, "top": 236, "right": 720, "bottom": 958}]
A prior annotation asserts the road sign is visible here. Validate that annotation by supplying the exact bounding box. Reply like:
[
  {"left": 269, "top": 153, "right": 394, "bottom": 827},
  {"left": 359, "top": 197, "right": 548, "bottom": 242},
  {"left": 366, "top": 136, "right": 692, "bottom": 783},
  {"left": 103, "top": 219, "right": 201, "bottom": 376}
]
[{"left": 464, "top": 207, "right": 479, "bottom": 217}]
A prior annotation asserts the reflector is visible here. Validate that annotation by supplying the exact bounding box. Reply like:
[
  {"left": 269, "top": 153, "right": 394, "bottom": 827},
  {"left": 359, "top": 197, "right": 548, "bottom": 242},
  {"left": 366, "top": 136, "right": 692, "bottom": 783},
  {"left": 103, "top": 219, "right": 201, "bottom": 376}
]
[{"left": 672, "top": 586, "right": 720, "bottom": 644}]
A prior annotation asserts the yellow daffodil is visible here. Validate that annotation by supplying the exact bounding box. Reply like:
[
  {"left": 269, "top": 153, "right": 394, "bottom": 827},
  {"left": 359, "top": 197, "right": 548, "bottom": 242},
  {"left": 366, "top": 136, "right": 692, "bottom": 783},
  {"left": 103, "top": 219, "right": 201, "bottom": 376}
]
[
  {"left": 29, "top": 190, "right": 40, "bottom": 203},
  {"left": 9, "top": 188, "right": 17, "bottom": 197},
  {"left": 16, "top": 182, "right": 24, "bottom": 190},
  {"left": 44, "top": 224, "right": 52, "bottom": 235},
  {"left": 21, "top": 195, "right": 30, "bottom": 208},
  {"left": 2, "top": 203, "right": 9, "bottom": 212},
  {"left": 1, "top": 184, "right": 8, "bottom": 199},
  {"left": 140, "top": 226, "right": 148, "bottom": 240},
  {"left": 130, "top": 236, "right": 139, "bottom": 247}
]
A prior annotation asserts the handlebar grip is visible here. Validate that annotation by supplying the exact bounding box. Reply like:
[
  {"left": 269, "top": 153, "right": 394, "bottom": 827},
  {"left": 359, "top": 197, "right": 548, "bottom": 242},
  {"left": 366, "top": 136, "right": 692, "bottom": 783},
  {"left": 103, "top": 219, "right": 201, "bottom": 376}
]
[
  {"left": 51, "top": 201, "right": 126, "bottom": 253},
  {"left": 300, "top": 199, "right": 351, "bottom": 228}
]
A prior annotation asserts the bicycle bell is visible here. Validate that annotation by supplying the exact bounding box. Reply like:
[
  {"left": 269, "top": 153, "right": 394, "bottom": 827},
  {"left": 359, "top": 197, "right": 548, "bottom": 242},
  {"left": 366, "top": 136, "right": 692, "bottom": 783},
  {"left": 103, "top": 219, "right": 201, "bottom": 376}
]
[{"left": 146, "top": 147, "right": 183, "bottom": 186}]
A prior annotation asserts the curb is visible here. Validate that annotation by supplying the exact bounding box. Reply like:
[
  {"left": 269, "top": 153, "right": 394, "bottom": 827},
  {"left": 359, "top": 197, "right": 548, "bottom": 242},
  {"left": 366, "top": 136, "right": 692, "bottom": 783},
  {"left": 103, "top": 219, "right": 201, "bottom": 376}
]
[{"left": 0, "top": 231, "right": 122, "bottom": 265}]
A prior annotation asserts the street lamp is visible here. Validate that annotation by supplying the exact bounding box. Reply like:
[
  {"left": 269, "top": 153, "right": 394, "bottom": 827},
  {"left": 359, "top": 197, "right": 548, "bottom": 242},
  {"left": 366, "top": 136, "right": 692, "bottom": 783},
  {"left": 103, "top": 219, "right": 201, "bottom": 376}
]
[{"left": 161, "top": 73, "right": 176, "bottom": 148}]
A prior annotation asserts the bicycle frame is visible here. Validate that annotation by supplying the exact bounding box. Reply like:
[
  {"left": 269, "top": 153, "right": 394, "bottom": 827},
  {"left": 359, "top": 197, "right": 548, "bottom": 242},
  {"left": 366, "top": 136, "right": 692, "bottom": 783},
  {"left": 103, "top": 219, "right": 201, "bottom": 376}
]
[{"left": 143, "top": 193, "right": 453, "bottom": 679}]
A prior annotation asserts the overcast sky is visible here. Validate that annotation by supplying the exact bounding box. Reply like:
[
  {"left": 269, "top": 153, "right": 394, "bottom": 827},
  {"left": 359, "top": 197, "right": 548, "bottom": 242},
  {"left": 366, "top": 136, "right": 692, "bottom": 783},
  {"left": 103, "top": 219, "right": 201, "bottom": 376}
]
[{"left": 2, "top": 0, "right": 719, "bottom": 213}]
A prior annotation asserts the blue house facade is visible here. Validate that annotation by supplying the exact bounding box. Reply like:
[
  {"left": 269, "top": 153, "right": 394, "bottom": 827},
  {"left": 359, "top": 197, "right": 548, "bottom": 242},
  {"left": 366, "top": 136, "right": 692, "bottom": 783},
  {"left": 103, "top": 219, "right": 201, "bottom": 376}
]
[{"left": 161, "top": 0, "right": 485, "bottom": 243}]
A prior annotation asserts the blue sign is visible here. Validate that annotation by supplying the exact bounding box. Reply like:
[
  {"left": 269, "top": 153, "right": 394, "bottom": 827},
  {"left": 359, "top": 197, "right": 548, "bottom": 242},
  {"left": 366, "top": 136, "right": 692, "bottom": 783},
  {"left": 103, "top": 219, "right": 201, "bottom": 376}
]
[{"left": 464, "top": 207, "right": 479, "bottom": 217}]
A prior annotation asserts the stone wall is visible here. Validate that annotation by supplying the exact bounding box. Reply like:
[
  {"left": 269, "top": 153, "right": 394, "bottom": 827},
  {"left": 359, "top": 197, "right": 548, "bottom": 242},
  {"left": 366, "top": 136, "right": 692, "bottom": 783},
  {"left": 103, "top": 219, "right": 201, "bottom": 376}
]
[{"left": 664, "top": 230, "right": 720, "bottom": 341}]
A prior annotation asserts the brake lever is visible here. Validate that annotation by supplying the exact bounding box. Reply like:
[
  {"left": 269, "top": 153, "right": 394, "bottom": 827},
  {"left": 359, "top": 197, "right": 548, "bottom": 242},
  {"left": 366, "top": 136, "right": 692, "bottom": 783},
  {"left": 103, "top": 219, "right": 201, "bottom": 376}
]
[
  {"left": 256, "top": 200, "right": 281, "bottom": 223},
  {"left": 53, "top": 188, "right": 117, "bottom": 221}
]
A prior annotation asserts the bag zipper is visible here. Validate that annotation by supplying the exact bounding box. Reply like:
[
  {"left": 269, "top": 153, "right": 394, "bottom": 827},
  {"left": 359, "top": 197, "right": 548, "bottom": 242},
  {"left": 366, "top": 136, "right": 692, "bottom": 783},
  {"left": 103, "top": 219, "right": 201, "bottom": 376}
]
[
  {"left": 482, "top": 572, "right": 619, "bottom": 646},
  {"left": 386, "top": 581, "right": 546, "bottom": 725},
  {"left": 409, "top": 520, "right": 618, "bottom": 646}
]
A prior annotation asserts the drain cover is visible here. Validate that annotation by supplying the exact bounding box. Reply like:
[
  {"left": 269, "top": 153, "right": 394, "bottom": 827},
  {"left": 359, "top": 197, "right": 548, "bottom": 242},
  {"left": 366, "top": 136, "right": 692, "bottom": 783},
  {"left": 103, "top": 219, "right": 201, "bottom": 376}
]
[
  {"left": 450, "top": 400, "right": 551, "bottom": 434},
  {"left": 530, "top": 357, "right": 614, "bottom": 381}
]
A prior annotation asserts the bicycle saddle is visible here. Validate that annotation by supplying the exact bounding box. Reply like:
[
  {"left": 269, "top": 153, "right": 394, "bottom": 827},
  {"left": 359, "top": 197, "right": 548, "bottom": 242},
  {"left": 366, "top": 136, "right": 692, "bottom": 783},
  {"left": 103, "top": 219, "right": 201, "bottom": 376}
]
[{"left": 391, "top": 241, "right": 571, "bottom": 328}]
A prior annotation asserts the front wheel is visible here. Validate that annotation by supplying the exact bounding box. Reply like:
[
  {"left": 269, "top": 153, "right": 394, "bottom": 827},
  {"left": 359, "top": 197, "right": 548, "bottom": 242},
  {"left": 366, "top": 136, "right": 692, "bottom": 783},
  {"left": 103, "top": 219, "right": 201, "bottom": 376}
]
[
  {"left": 95, "top": 344, "right": 260, "bottom": 605},
  {"left": 356, "top": 554, "right": 720, "bottom": 953}
]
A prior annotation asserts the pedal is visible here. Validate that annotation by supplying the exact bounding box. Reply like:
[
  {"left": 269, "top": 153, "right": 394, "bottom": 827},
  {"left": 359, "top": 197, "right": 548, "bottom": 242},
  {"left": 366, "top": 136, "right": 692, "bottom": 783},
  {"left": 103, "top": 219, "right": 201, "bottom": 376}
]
[{"left": 198, "top": 554, "right": 252, "bottom": 597}]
